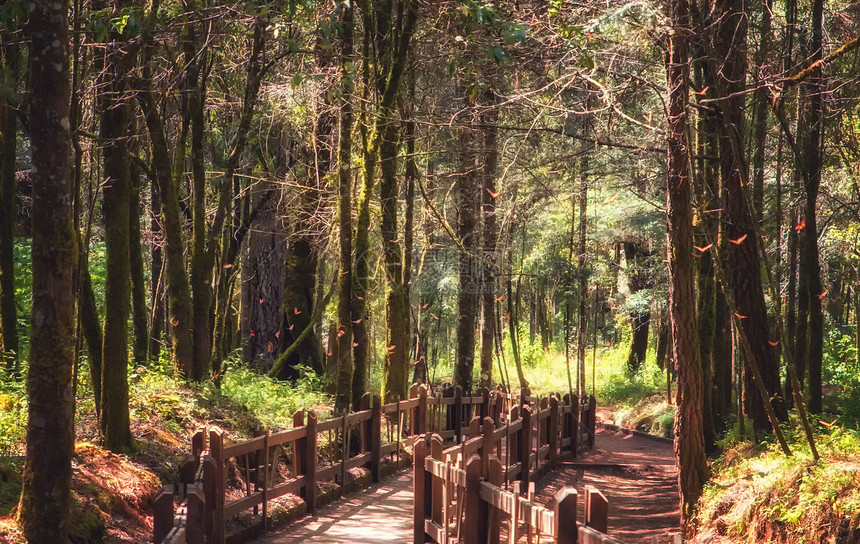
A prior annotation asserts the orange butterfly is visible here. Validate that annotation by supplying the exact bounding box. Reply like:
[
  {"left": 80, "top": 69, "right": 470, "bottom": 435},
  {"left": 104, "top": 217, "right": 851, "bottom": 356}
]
[{"left": 730, "top": 234, "right": 747, "bottom": 245}]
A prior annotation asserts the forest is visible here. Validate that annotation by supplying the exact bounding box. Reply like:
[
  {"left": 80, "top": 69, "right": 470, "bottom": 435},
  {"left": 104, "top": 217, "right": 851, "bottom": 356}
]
[{"left": 1, "top": 0, "right": 860, "bottom": 542}]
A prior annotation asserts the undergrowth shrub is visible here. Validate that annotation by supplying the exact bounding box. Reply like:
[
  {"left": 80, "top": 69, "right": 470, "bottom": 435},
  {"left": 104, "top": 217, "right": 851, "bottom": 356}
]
[{"left": 217, "top": 356, "right": 329, "bottom": 429}]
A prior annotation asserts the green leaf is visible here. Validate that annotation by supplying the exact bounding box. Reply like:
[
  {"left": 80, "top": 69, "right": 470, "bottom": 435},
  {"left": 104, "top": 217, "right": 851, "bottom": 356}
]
[
  {"left": 291, "top": 73, "right": 303, "bottom": 89},
  {"left": 487, "top": 47, "right": 509, "bottom": 64},
  {"left": 579, "top": 54, "right": 595, "bottom": 71}
]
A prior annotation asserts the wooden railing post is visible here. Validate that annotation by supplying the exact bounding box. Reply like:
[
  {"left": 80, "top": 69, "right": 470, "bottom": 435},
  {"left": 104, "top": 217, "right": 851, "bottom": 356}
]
[
  {"left": 509, "top": 406, "right": 520, "bottom": 466},
  {"left": 360, "top": 393, "right": 371, "bottom": 454},
  {"left": 262, "top": 430, "right": 269, "bottom": 532},
  {"left": 549, "top": 396, "right": 559, "bottom": 464},
  {"left": 370, "top": 395, "right": 381, "bottom": 482},
  {"left": 481, "top": 417, "right": 495, "bottom": 477},
  {"left": 553, "top": 487, "right": 578, "bottom": 544},
  {"left": 480, "top": 388, "right": 490, "bottom": 420},
  {"left": 519, "top": 406, "right": 532, "bottom": 495},
  {"left": 463, "top": 455, "right": 488, "bottom": 544},
  {"left": 520, "top": 387, "right": 529, "bottom": 411},
  {"left": 493, "top": 392, "right": 503, "bottom": 427},
  {"left": 454, "top": 386, "right": 463, "bottom": 444},
  {"left": 192, "top": 429, "right": 206, "bottom": 458},
  {"left": 572, "top": 395, "right": 580, "bottom": 455},
  {"left": 413, "top": 435, "right": 427, "bottom": 544},
  {"left": 306, "top": 410, "right": 318, "bottom": 513},
  {"left": 488, "top": 455, "right": 503, "bottom": 544},
  {"left": 585, "top": 485, "right": 609, "bottom": 534},
  {"left": 417, "top": 385, "right": 428, "bottom": 435},
  {"left": 186, "top": 486, "right": 205, "bottom": 544},
  {"left": 202, "top": 454, "right": 217, "bottom": 541},
  {"left": 293, "top": 410, "right": 306, "bottom": 500},
  {"left": 152, "top": 486, "right": 174, "bottom": 544},
  {"left": 430, "top": 435, "right": 444, "bottom": 527},
  {"left": 209, "top": 430, "right": 225, "bottom": 544}
]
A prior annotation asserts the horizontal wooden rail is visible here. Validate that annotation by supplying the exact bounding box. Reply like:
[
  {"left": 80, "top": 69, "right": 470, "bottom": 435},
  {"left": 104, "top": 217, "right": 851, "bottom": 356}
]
[
  {"left": 157, "top": 384, "right": 598, "bottom": 544},
  {"left": 414, "top": 388, "right": 602, "bottom": 544}
]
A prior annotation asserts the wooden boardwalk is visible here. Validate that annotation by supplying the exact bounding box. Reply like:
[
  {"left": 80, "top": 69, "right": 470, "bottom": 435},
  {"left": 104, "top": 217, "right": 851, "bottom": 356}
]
[{"left": 255, "top": 427, "right": 680, "bottom": 543}]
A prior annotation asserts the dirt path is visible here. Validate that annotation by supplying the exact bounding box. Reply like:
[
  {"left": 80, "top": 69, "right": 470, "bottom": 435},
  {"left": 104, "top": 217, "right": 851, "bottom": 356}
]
[{"left": 533, "top": 426, "right": 681, "bottom": 544}]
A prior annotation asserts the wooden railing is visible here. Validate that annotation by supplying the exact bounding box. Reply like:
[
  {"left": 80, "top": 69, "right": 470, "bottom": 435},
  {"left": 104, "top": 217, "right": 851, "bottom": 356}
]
[
  {"left": 414, "top": 392, "right": 613, "bottom": 543},
  {"left": 153, "top": 385, "right": 597, "bottom": 544}
]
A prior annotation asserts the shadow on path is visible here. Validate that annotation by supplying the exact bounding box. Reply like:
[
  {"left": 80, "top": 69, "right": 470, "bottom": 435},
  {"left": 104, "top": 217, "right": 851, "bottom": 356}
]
[{"left": 254, "top": 472, "right": 413, "bottom": 543}]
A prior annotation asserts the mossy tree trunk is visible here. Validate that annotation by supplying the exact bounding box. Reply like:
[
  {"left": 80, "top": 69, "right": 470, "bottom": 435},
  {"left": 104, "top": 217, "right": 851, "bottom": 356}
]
[
  {"left": 798, "top": 0, "right": 825, "bottom": 413},
  {"left": 129, "top": 166, "right": 149, "bottom": 365},
  {"left": 98, "top": 31, "right": 134, "bottom": 452},
  {"left": 0, "top": 37, "right": 18, "bottom": 370},
  {"left": 137, "top": 11, "right": 194, "bottom": 376},
  {"left": 334, "top": 0, "right": 355, "bottom": 413},
  {"left": 18, "top": 0, "right": 77, "bottom": 539},
  {"left": 691, "top": 37, "right": 719, "bottom": 448},
  {"left": 186, "top": 3, "right": 213, "bottom": 382}
]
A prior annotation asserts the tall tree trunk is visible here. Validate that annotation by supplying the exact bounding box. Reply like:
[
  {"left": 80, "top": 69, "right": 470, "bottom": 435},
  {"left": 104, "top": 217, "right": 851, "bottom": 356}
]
[
  {"left": 80, "top": 265, "right": 103, "bottom": 415},
  {"left": 666, "top": 0, "right": 708, "bottom": 525},
  {"left": 188, "top": 41, "right": 212, "bottom": 381},
  {"left": 149, "top": 183, "right": 164, "bottom": 361},
  {"left": 129, "top": 167, "right": 149, "bottom": 365},
  {"left": 137, "top": 19, "right": 194, "bottom": 376},
  {"left": 99, "top": 35, "right": 133, "bottom": 451},
  {"left": 799, "top": 0, "right": 825, "bottom": 413},
  {"left": 479, "top": 93, "right": 498, "bottom": 389},
  {"left": 209, "top": 20, "right": 265, "bottom": 377},
  {"left": 402, "top": 70, "right": 417, "bottom": 387},
  {"left": 378, "top": 0, "right": 417, "bottom": 402},
  {"left": 350, "top": 1, "right": 376, "bottom": 407},
  {"left": 18, "top": 1, "right": 77, "bottom": 539},
  {"left": 335, "top": 0, "right": 355, "bottom": 413},
  {"left": 0, "top": 38, "right": 18, "bottom": 369},
  {"left": 692, "top": 44, "right": 720, "bottom": 448},
  {"left": 454, "top": 110, "right": 480, "bottom": 393},
  {"left": 750, "top": 0, "right": 773, "bottom": 220},
  {"left": 576, "top": 149, "right": 589, "bottom": 394},
  {"left": 712, "top": 0, "right": 787, "bottom": 435},
  {"left": 623, "top": 242, "right": 650, "bottom": 373}
]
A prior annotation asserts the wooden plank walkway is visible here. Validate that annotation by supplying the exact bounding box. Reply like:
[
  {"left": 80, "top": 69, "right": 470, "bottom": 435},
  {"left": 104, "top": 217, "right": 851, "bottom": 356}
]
[{"left": 255, "top": 427, "right": 680, "bottom": 543}]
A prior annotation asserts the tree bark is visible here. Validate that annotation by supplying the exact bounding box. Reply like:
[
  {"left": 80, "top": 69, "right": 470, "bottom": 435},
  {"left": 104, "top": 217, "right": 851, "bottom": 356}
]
[
  {"left": 666, "top": 0, "right": 708, "bottom": 525},
  {"left": 378, "top": 0, "right": 417, "bottom": 402},
  {"left": 187, "top": 13, "right": 213, "bottom": 382},
  {"left": 0, "top": 38, "right": 18, "bottom": 369},
  {"left": 479, "top": 93, "right": 498, "bottom": 389},
  {"left": 576, "top": 150, "right": 589, "bottom": 393},
  {"left": 454, "top": 109, "right": 480, "bottom": 393},
  {"left": 799, "top": 0, "right": 825, "bottom": 413},
  {"left": 137, "top": 21, "right": 194, "bottom": 376},
  {"left": 18, "top": 1, "right": 77, "bottom": 539},
  {"left": 712, "top": 0, "right": 787, "bottom": 435},
  {"left": 129, "top": 166, "right": 149, "bottom": 365},
  {"left": 335, "top": 0, "right": 355, "bottom": 413},
  {"left": 99, "top": 35, "right": 133, "bottom": 451}
]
